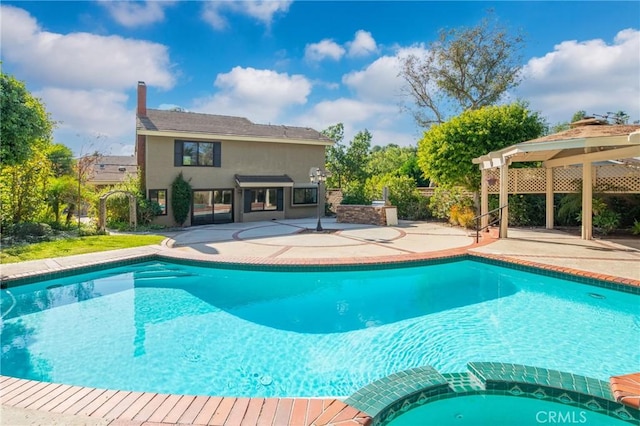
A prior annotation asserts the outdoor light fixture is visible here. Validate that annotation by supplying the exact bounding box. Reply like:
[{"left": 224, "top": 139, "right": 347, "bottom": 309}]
[{"left": 309, "top": 167, "right": 327, "bottom": 231}]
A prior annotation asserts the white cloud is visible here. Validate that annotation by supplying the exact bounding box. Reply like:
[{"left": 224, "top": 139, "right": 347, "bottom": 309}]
[
  {"left": 305, "top": 30, "right": 378, "bottom": 62},
  {"left": 201, "top": 1, "right": 291, "bottom": 31},
  {"left": 34, "top": 88, "right": 135, "bottom": 155},
  {"left": 304, "top": 39, "right": 346, "bottom": 62},
  {"left": 347, "top": 30, "right": 378, "bottom": 57},
  {"left": 37, "top": 88, "right": 133, "bottom": 137},
  {"left": 193, "top": 67, "right": 311, "bottom": 123},
  {"left": 99, "top": 1, "right": 177, "bottom": 27},
  {"left": 517, "top": 29, "right": 640, "bottom": 123},
  {"left": 342, "top": 55, "right": 404, "bottom": 102},
  {"left": 0, "top": 5, "right": 175, "bottom": 90}
]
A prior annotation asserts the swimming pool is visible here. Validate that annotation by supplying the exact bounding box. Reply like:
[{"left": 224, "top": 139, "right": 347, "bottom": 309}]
[{"left": 1, "top": 258, "right": 638, "bottom": 397}]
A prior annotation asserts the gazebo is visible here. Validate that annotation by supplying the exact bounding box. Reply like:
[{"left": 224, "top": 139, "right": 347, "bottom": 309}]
[{"left": 472, "top": 119, "right": 640, "bottom": 240}]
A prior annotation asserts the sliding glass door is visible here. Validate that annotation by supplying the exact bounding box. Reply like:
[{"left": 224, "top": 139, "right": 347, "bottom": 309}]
[{"left": 192, "top": 189, "right": 233, "bottom": 225}]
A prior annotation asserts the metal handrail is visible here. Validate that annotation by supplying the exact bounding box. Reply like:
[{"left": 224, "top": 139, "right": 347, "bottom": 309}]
[{"left": 473, "top": 205, "right": 507, "bottom": 243}]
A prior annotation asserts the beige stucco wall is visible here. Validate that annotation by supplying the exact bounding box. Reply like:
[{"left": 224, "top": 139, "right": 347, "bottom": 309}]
[{"left": 144, "top": 135, "right": 327, "bottom": 226}]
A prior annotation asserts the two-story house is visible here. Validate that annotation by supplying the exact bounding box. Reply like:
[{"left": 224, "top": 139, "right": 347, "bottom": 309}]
[{"left": 135, "top": 81, "right": 333, "bottom": 226}]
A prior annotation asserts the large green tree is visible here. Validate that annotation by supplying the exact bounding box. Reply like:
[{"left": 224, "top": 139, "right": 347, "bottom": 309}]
[
  {"left": 417, "top": 102, "right": 545, "bottom": 190},
  {"left": 323, "top": 123, "right": 347, "bottom": 188},
  {"left": 401, "top": 15, "right": 525, "bottom": 126},
  {"left": 0, "top": 72, "right": 54, "bottom": 165},
  {"left": 323, "top": 124, "right": 372, "bottom": 188},
  {"left": 1, "top": 150, "right": 52, "bottom": 225}
]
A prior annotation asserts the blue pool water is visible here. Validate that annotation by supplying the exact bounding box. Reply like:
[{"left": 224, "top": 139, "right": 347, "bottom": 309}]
[
  {"left": 385, "top": 395, "right": 631, "bottom": 426},
  {"left": 1, "top": 260, "right": 638, "bottom": 397}
]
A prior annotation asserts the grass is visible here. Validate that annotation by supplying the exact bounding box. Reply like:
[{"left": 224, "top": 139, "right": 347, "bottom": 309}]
[{"left": 0, "top": 235, "right": 165, "bottom": 263}]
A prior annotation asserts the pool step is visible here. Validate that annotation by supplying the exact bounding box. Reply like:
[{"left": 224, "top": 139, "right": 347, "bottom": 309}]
[{"left": 133, "top": 270, "right": 194, "bottom": 280}]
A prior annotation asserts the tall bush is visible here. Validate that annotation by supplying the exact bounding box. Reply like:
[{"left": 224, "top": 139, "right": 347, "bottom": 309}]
[
  {"left": 171, "top": 172, "right": 192, "bottom": 226},
  {"left": 428, "top": 187, "right": 474, "bottom": 221},
  {"left": 364, "top": 174, "right": 430, "bottom": 220}
]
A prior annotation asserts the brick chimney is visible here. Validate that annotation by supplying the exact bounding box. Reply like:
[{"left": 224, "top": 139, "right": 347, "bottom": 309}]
[
  {"left": 137, "top": 81, "right": 147, "bottom": 117},
  {"left": 136, "top": 81, "right": 147, "bottom": 192}
]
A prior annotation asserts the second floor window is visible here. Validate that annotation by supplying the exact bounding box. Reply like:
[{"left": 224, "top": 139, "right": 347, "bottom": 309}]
[{"left": 174, "top": 140, "right": 221, "bottom": 167}]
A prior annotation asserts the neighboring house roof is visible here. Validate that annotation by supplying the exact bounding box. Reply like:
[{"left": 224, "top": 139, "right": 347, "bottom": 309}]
[
  {"left": 137, "top": 109, "right": 333, "bottom": 145},
  {"left": 90, "top": 156, "right": 137, "bottom": 185}
]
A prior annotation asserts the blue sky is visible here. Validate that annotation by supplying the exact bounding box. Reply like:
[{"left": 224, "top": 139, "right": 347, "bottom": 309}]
[{"left": 1, "top": 1, "right": 639, "bottom": 156}]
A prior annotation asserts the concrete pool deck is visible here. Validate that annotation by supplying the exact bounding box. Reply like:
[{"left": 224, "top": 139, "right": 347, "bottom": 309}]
[{"left": 1, "top": 219, "right": 639, "bottom": 425}]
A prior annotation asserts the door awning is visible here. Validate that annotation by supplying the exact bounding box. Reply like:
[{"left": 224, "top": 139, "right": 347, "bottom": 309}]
[{"left": 234, "top": 174, "right": 295, "bottom": 188}]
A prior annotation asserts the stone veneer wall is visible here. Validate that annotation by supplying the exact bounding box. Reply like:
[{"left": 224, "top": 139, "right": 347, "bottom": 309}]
[{"left": 337, "top": 205, "right": 391, "bottom": 226}]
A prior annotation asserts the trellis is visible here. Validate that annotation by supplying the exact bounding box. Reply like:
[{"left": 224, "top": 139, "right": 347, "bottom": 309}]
[{"left": 485, "top": 164, "right": 640, "bottom": 194}]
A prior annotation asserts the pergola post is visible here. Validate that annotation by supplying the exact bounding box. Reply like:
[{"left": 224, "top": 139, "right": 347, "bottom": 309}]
[
  {"left": 499, "top": 161, "right": 509, "bottom": 238},
  {"left": 581, "top": 161, "right": 593, "bottom": 240},
  {"left": 545, "top": 167, "right": 554, "bottom": 229},
  {"left": 480, "top": 168, "right": 489, "bottom": 229}
]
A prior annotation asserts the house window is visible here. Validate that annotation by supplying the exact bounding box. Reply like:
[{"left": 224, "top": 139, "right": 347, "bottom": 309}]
[
  {"left": 244, "top": 188, "right": 284, "bottom": 212},
  {"left": 292, "top": 187, "right": 318, "bottom": 205},
  {"left": 174, "top": 140, "right": 221, "bottom": 167},
  {"left": 252, "top": 188, "right": 277, "bottom": 211},
  {"left": 149, "top": 189, "right": 167, "bottom": 215}
]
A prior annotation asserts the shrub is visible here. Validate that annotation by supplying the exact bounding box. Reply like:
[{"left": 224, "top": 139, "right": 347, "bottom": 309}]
[
  {"left": 11, "top": 222, "right": 54, "bottom": 242},
  {"left": 171, "top": 172, "right": 192, "bottom": 226},
  {"left": 138, "top": 198, "right": 163, "bottom": 225},
  {"left": 429, "top": 187, "right": 474, "bottom": 220},
  {"left": 363, "top": 174, "right": 430, "bottom": 220},
  {"left": 632, "top": 220, "right": 640, "bottom": 235},
  {"left": 592, "top": 209, "right": 620, "bottom": 235},
  {"left": 340, "top": 182, "right": 371, "bottom": 205}
]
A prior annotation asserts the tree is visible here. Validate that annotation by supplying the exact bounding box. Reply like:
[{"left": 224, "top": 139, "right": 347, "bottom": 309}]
[
  {"left": 417, "top": 102, "right": 545, "bottom": 190},
  {"left": 322, "top": 125, "right": 372, "bottom": 188},
  {"left": 0, "top": 150, "right": 52, "bottom": 225},
  {"left": 48, "top": 144, "right": 75, "bottom": 177},
  {"left": 323, "top": 123, "right": 347, "bottom": 188},
  {"left": 571, "top": 110, "right": 587, "bottom": 123},
  {"left": 0, "top": 72, "right": 54, "bottom": 165},
  {"left": 344, "top": 129, "right": 372, "bottom": 185},
  {"left": 71, "top": 153, "right": 101, "bottom": 226},
  {"left": 46, "top": 175, "right": 77, "bottom": 224},
  {"left": 400, "top": 14, "right": 525, "bottom": 126},
  {"left": 366, "top": 144, "right": 410, "bottom": 176}
]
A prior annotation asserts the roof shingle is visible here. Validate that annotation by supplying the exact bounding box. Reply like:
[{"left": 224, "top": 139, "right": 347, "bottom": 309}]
[{"left": 137, "top": 109, "right": 332, "bottom": 143}]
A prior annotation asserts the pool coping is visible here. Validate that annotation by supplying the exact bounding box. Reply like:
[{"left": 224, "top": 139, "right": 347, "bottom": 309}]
[
  {"left": 1, "top": 231, "right": 639, "bottom": 425},
  {"left": 2, "top": 249, "right": 639, "bottom": 294}
]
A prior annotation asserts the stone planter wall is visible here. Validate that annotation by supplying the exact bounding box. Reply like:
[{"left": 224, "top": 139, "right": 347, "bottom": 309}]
[{"left": 336, "top": 205, "right": 396, "bottom": 226}]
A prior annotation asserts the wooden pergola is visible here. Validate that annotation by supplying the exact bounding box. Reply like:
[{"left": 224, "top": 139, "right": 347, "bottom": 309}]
[{"left": 472, "top": 119, "right": 640, "bottom": 240}]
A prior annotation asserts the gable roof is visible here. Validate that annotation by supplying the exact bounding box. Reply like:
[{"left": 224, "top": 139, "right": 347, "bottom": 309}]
[
  {"left": 473, "top": 124, "right": 640, "bottom": 169},
  {"left": 522, "top": 124, "right": 640, "bottom": 144},
  {"left": 137, "top": 109, "right": 333, "bottom": 145}
]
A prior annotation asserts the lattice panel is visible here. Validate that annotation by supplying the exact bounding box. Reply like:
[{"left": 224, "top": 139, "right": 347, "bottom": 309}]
[
  {"left": 514, "top": 168, "right": 546, "bottom": 193},
  {"left": 553, "top": 167, "right": 582, "bottom": 193},
  {"left": 486, "top": 169, "right": 500, "bottom": 193},
  {"left": 485, "top": 165, "right": 640, "bottom": 194},
  {"left": 595, "top": 164, "right": 640, "bottom": 193}
]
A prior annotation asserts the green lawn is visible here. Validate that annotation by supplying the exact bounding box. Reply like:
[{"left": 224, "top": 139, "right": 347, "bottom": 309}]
[{"left": 0, "top": 235, "right": 165, "bottom": 263}]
